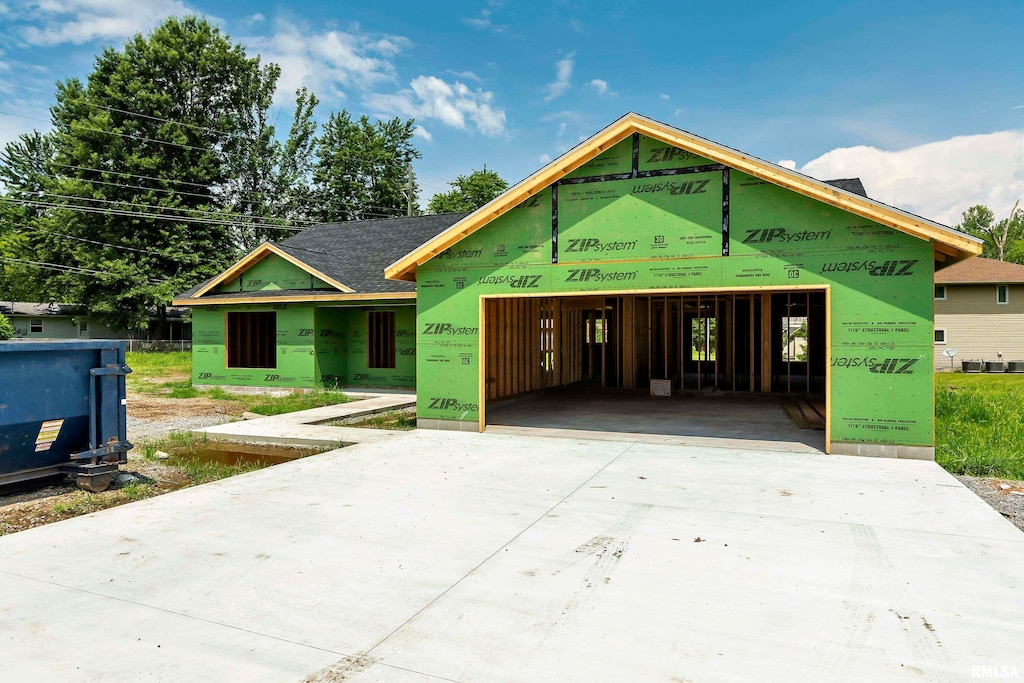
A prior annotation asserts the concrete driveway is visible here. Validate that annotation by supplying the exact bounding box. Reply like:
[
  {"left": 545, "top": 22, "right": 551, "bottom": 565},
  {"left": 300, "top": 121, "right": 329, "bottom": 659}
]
[{"left": 0, "top": 431, "right": 1022, "bottom": 681}]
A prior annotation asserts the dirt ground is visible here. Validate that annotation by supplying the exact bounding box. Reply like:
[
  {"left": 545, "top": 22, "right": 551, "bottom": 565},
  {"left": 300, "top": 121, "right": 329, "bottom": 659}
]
[{"left": 0, "top": 385, "right": 249, "bottom": 537}]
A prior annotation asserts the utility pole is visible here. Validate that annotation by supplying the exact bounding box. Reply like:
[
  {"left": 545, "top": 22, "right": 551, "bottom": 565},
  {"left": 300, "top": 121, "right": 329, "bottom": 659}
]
[{"left": 406, "top": 158, "right": 413, "bottom": 217}]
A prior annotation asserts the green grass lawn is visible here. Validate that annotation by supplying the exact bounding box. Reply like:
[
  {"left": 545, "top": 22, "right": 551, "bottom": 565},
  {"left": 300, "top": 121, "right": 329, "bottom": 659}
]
[
  {"left": 125, "top": 351, "right": 348, "bottom": 415},
  {"left": 935, "top": 373, "right": 1024, "bottom": 480},
  {"left": 126, "top": 350, "right": 191, "bottom": 378}
]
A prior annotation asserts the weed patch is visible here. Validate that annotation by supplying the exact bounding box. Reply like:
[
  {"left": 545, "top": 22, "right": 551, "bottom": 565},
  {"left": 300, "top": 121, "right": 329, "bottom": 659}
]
[{"left": 936, "top": 374, "right": 1024, "bottom": 480}]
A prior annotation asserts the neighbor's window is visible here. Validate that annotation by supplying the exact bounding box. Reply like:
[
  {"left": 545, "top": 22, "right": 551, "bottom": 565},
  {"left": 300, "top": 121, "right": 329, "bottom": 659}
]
[
  {"left": 226, "top": 311, "right": 276, "bottom": 369},
  {"left": 691, "top": 317, "right": 717, "bottom": 361},
  {"left": 997, "top": 285, "right": 1009, "bottom": 305},
  {"left": 29, "top": 319, "right": 43, "bottom": 333},
  {"left": 934, "top": 285, "right": 946, "bottom": 300},
  {"left": 368, "top": 311, "right": 396, "bottom": 369},
  {"left": 79, "top": 322, "right": 88, "bottom": 334},
  {"left": 934, "top": 329, "right": 946, "bottom": 344},
  {"left": 782, "top": 316, "right": 809, "bottom": 362}
]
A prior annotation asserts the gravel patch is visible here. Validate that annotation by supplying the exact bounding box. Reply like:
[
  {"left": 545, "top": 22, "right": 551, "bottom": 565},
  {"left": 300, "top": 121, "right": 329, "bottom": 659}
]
[
  {"left": 128, "top": 414, "right": 236, "bottom": 442},
  {"left": 956, "top": 475, "right": 1024, "bottom": 533}
]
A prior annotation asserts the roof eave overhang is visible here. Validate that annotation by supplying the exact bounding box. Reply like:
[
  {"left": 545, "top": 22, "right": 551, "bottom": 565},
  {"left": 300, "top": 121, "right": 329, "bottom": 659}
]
[
  {"left": 172, "top": 291, "right": 416, "bottom": 307},
  {"left": 384, "top": 113, "right": 983, "bottom": 282}
]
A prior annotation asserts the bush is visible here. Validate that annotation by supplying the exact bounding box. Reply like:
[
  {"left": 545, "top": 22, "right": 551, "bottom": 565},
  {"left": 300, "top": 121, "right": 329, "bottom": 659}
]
[{"left": 0, "top": 313, "right": 14, "bottom": 340}]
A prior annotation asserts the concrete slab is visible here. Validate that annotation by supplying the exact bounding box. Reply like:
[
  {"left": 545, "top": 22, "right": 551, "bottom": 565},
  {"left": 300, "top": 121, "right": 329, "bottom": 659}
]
[
  {"left": 195, "top": 392, "right": 415, "bottom": 446},
  {"left": 487, "top": 392, "right": 826, "bottom": 453},
  {"left": 0, "top": 431, "right": 1021, "bottom": 681}
]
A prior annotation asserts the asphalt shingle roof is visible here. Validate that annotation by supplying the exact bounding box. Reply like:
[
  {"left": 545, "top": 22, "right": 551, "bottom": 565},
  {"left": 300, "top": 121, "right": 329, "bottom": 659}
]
[
  {"left": 280, "top": 212, "right": 469, "bottom": 293},
  {"left": 178, "top": 212, "right": 469, "bottom": 300},
  {"left": 935, "top": 256, "right": 1024, "bottom": 284},
  {"left": 824, "top": 178, "right": 868, "bottom": 197}
]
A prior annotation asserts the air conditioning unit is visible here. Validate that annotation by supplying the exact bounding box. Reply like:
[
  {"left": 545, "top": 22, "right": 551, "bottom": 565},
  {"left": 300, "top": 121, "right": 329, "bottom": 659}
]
[
  {"left": 961, "top": 360, "right": 983, "bottom": 373},
  {"left": 985, "top": 361, "right": 1006, "bottom": 373},
  {"left": 1007, "top": 361, "right": 1024, "bottom": 373}
]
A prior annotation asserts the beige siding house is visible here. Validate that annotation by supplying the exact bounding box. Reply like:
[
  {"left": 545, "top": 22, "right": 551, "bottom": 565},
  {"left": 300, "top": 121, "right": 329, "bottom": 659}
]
[{"left": 933, "top": 257, "right": 1024, "bottom": 370}]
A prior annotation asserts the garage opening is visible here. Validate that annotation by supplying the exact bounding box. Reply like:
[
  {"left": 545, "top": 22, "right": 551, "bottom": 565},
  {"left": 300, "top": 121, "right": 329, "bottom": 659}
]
[{"left": 483, "top": 290, "right": 827, "bottom": 450}]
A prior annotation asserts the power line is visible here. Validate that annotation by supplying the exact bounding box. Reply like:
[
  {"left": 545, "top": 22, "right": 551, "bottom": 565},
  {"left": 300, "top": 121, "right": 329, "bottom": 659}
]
[
  {"left": 0, "top": 196, "right": 302, "bottom": 230},
  {"left": 0, "top": 255, "right": 168, "bottom": 283},
  {"left": 8, "top": 221, "right": 170, "bottom": 257},
  {"left": 9, "top": 188, "right": 321, "bottom": 226},
  {"left": 0, "top": 109, "right": 218, "bottom": 154},
  {"left": 0, "top": 80, "right": 232, "bottom": 138},
  {"left": 42, "top": 162, "right": 414, "bottom": 217}
]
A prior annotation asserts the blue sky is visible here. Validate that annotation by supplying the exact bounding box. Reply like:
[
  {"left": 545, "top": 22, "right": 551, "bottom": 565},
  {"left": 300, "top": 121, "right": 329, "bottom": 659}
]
[{"left": 1, "top": 0, "right": 1022, "bottom": 224}]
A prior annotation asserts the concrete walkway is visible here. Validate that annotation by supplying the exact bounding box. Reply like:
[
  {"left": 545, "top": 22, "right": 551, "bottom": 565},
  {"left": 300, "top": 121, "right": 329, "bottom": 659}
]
[
  {"left": 196, "top": 391, "right": 415, "bottom": 446},
  {"left": 0, "top": 431, "right": 1022, "bottom": 681}
]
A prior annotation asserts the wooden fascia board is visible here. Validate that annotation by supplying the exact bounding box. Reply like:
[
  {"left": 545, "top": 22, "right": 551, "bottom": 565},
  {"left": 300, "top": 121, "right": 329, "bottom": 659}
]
[
  {"left": 172, "top": 291, "right": 416, "bottom": 306},
  {"left": 384, "top": 113, "right": 983, "bottom": 281},
  {"left": 190, "top": 242, "right": 354, "bottom": 299}
]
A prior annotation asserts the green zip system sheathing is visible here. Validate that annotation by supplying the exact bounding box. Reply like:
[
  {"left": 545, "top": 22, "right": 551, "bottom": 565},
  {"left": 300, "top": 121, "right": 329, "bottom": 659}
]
[
  {"left": 212, "top": 253, "right": 336, "bottom": 293},
  {"left": 415, "top": 136, "right": 934, "bottom": 454},
  {"left": 191, "top": 303, "right": 415, "bottom": 390}
]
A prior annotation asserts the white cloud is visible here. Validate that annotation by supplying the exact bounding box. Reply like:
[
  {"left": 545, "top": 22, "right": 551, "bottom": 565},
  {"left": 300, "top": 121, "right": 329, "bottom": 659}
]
[
  {"left": 587, "top": 79, "right": 608, "bottom": 95},
  {"left": 19, "top": 0, "right": 196, "bottom": 46},
  {"left": 796, "top": 131, "right": 1024, "bottom": 226},
  {"left": 543, "top": 52, "right": 575, "bottom": 102},
  {"left": 413, "top": 125, "right": 432, "bottom": 142},
  {"left": 660, "top": 93, "right": 670, "bottom": 101},
  {"left": 463, "top": 8, "right": 506, "bottom": 33},
  {"left": 778, "top": 159, "right": 797, "bottom": 170},
  {"left": 365, "top": 75, "right": 506, "bottom": 136},
  {"left": 446, "top": 70, "right": 481, "bottom": 82},
  {"left": 244, "top": 19, "right": 409, "bottom": 103},
  {"left": 249, "top": 12, "right": 265, "bottom": 23},
  {"left": 538, "top": 153, "right": 551, "bottom": 164}
]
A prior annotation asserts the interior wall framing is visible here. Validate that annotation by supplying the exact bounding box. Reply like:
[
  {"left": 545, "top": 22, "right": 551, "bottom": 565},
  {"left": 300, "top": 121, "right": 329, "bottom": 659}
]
[{"left": 479, "top": 284, "right": 831, "bottom": 443}]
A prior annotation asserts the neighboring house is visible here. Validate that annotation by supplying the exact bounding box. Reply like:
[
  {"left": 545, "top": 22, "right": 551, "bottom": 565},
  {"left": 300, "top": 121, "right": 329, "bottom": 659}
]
[
  {"left": 0, "top": 302, "right": 192, "bottom": 341},
  {"left": 0, "top": 302, "right": 124, "bottom": 340},
  {"left": 172, "top": 213, "right": 468, "bottom": 390},
  {"left": 384, "top": 112, "right": 981, "bottom": 458},
  {"left": 933, "top": 257, "right": 1024, "bottom": 370}
]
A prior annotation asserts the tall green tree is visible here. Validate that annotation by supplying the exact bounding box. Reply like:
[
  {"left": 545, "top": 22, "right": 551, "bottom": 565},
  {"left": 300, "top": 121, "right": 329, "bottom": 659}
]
[
  {"left": 0, "top": 312, "right": 14, "bottom": 340},
  {"left": 0, "top": 131, "right": 56, "bottom": 302},
  {"left": 427, "top": 167, "right": 509, "bottom": 214},
  {"left": 29, "top": 16, "right": 286, "bottom": 334},
  {"left": 221, "top": 84, "right": 320, "bottom": 249},
  {"left": 312, "top": 112, "right": 420, "bottom": 222},
  {"left": 957, "top": 202, "right": 1024, "bottom": 262}
]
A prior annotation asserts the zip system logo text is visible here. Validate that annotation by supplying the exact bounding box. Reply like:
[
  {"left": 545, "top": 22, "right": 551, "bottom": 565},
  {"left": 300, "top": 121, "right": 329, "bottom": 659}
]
[
  {"left": 565, "top": 238, "right": 637, "bottom": 253},
  {"left": 477, "top": 274, "right": 543, "bottom": 289},
  {"left": 565, "top": 268, "right": 637, "bottom": 283},
  {"left": 821, "top": 259, "right": 918, "bottom": 277},
  {"left": 742, "top": 228, "right": 832, "bottom": 244},
  {"left": 422, "top": 323, "right": 480, "bottom": 336},
  {"left": 427, "top": 397, "right": 479, "bottom": 413},
  {"left": 632, "top": 179, "right": 709, "bottom": 196},
  {"left": 832, "top": 357, "right": 920, "bottom": 374}
]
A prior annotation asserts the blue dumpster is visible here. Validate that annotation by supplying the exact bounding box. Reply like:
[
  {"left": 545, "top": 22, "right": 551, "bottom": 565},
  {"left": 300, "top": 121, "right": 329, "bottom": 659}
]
[{"left": 0, "top": 340, "right": 132, "bottom": 492}]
